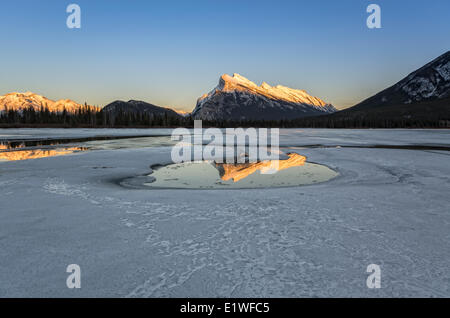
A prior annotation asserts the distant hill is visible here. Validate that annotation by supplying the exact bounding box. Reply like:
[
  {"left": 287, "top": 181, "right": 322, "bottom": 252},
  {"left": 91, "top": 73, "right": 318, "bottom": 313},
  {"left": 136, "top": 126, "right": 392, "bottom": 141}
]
[
  {"left": 102, "top": 100, "right": 182, "bottom": 118},
  {"left": 191, "top": 73, "right": 336, "bottom": 121}
]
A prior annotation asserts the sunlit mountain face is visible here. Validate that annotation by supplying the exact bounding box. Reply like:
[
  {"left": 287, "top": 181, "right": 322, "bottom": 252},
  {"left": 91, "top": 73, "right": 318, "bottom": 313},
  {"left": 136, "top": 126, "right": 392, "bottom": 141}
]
[
  {"left": 192, "top": 73, "right": 336, "bottom": 121},
  {"left": 0, "top": 145, "right": 87, "bottom": 161},
  {"left": 0, "top": 92, "right": 99, "bottom": 113},
  {"left": 215, "top": 153, "right": 307, "bottom": 182},
  {"left": 200, "top": 74, "right": 330, "bottom": 107}
]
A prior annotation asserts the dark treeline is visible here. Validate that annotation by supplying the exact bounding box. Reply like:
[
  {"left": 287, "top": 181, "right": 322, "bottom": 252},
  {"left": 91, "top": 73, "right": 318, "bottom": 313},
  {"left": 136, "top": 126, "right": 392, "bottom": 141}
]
[
  {"left": 198, "top": 116, "right": 449, "bottom": 129},
  {"left": 1, "top": 107, "right": 449, "bottom": 128},
  {"left": 271, "top": 116, "right": 449, "bottom": 129},
  {"left": 0, "top": 106, "right": 192, "bottom": 128}
]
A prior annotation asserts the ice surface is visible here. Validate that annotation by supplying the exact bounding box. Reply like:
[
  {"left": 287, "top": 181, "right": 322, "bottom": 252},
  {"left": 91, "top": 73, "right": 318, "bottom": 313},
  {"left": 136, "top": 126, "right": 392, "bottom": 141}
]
[
  {"left": 0, "top": 129, "right": 450, "bottom": 297},
  {"left": 0, "top": 128, "right": 173, "bottom": 141}
]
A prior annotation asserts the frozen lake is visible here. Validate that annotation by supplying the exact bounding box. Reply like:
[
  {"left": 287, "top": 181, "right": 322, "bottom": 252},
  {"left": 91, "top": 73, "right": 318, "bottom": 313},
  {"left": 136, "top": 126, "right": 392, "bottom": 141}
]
[{"left": 0, "top": 128, "right": 450, "bottom": 297}]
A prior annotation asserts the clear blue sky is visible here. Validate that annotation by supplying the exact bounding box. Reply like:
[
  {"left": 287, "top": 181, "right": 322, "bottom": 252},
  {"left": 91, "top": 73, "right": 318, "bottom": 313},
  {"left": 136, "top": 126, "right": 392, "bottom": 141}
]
[{"left": 1, "top": 0, "right": 449, "bottom": 111}]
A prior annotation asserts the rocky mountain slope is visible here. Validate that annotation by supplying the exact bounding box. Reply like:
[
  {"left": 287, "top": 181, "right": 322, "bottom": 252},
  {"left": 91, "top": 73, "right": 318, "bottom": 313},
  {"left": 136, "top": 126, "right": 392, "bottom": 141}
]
[
  {"left": 351, "top": 51, "right": 450, "bottom": 111},
  {"left": 191, "top": 73, "right": 336, "bottom": 121}
]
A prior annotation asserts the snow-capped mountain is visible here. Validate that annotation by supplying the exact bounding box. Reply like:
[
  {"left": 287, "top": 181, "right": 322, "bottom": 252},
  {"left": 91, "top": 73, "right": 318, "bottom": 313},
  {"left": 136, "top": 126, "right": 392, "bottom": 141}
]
[
  {"left": 352, "top": 51, "right": 450, "bottom": 111},
  {"left": 0, "top": 92, "right": 92, "bottom": 113},
  {"left": 192, "top": 74, "right": 336, "bottom": 121}
]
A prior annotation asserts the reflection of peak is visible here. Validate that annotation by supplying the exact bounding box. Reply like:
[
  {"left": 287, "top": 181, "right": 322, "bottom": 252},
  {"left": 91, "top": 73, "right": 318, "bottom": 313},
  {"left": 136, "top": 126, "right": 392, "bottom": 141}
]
[
  {"left": 0, "top": 147, "right": 86, "bottom": 161},
  {"left": 215, "top": 153, "right": 306, "bottom": 182}
]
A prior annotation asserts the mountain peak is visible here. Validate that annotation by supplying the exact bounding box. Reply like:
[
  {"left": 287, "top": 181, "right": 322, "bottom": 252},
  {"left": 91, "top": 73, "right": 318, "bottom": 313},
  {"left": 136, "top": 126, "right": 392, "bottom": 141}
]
[
  {"left": 193, "top": 73, "right": 336, "bottom": 121},
  {"left": 207, "top": 73, "right": 331, "bottom": 108},
  {"left": 0, "top": 92, "right": 92, "bottom": 113},
  {"left": 261, "top": 82, "right": 272, "bottom": 90},
  {"left": 219, "top": 73, "right": 258, "bottom": 91}
]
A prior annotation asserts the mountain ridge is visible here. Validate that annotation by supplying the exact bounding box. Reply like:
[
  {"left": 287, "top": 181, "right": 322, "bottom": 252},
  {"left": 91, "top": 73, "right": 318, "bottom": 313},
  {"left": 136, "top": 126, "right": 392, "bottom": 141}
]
[
  {"left": 0, "top": 92, "right": 95, "bottom": 113},
  {"left": 351, "top": 51, "right": 450, "bottom": 111},
  {"left": 295, "top": 51, "right": 450, "bottom": 127},
  {"left": 192, "top": 73, "right": 336, "bottom": 121}
]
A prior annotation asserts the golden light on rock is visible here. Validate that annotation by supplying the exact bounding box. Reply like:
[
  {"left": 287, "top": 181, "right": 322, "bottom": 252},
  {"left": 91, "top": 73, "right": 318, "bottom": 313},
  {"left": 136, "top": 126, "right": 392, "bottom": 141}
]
[
  {"left": 0, "top": 147, "right": 86, "bottom": 161},
  {"left": 0, "top": 92, "right": 100, "bottom": 113},
  {"left": 0, "top": 144, "right": 25, "bottom": 150},
  {"left": 197, "top": 74, "right": 328, "bottom": 108},
  {"left": 215, "top": 153, "right": 306, "bottom": 182}
]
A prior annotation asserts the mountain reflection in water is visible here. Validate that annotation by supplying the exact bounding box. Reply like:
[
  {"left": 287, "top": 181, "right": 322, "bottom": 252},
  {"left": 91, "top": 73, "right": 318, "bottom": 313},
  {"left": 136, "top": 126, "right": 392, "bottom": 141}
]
[
  {"left": 0, "top": 145, "right": 87, "bottom": 161},
  {"left": 132, "top": 152, "right": 338, "bottom": 189},
  {"left": 215, "top": 153, "right": 306, "bottom": 182}
]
